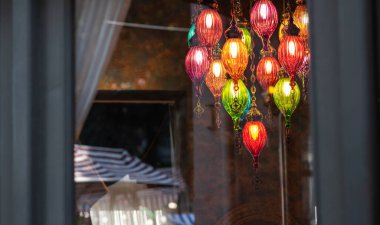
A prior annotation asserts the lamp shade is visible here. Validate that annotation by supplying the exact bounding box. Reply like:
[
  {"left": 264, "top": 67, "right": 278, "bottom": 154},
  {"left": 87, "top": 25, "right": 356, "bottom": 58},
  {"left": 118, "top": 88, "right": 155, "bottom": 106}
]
[
  {"left": 185, "top": 46, "right": 210, "bottom": 96},
  {"left": 250, "top": 0, "right": 278, "bottom": 50},
  {"left": 205, "top": 59, "right": 227, "bottom": 98},
  {"left": 222, "top": 79, "right": 250, "bottom": 130},
  {"left": 256, "top": 56, "right": 280, "bottom": 92},
  {"left": 242, "top": 121, "right": 267, "bottom": 168},
  {"left": 278, "top": 35, "right": 305, "bottom": 88},
  {"left": 221, "top": 38, "right": 249, "bottom": 81},
  {"left": 293, "top": 4, "right": 309, "bottom": 39},
  {"left": 196, "top": 9, "right": 223, "bottom": 47},
  {"left": 187, "top": 24, "right": 196, "bottom": 47},
  {"left": 240, "top": 27, "right": 252, "bottom": 55},
  {"left": 273, "top": 78, "right": 300, "bottom": 127}
]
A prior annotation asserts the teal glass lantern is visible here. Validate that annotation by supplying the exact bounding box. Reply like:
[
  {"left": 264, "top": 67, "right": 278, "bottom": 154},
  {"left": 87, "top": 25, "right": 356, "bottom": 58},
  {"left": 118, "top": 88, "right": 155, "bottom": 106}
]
[
  {"left": 187, "top": 24, "right": 196, "bottom": 47},
  {"left": 273, "top": 78, "right": 301, "bottom": 128},
  {"left": 240, "top": 27, "right": 252, "bottom": 55},
  {"left": 222, "top": 79, "right": 250, "bottom": 130}
]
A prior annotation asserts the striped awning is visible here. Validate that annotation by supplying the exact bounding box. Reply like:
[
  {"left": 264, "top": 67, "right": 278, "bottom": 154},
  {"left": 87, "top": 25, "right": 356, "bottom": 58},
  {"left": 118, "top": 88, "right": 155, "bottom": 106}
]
[
  {"left": 74, "top": 144, "right": 180, "bottom": 186},
  {"left": 167, "top": 213, "right": 195, "bottom": 225}
]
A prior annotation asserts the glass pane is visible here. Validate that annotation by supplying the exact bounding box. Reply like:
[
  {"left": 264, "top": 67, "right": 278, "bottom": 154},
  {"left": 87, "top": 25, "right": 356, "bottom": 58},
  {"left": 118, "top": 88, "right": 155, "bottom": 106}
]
[{"left": 74, "top": 1, "right": 315, "bottom": 225}]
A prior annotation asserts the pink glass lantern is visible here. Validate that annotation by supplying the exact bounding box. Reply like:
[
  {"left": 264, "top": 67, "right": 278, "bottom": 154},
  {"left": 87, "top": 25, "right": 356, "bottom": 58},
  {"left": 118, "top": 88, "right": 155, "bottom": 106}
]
[
  {"left": 278, "top": 35, "right": 305, "bottom": 89},
  {"left": 250, "top": 0, "right": 278, "bottom": 51},
  {"left": 196, "top": 9, "right": 223, "bottom": 47},
  {"left": 185, "top": 46, "right": 210, "bottom": 97}
]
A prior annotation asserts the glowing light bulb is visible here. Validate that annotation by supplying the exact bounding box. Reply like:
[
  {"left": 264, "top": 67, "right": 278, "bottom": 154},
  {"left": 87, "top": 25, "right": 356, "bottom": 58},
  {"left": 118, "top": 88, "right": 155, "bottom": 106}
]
[
  {"left": 168, "top": 202, "right": 178, "bottom": 209},
  {"left": 302, "top": 14, "right": 309, "bottom": 26},
  {"left": 195, "top": 50, "right": 203, "bottom": 64},
  {"left": 282, "top": 81, "right": 292, "bottom": 96},
  {"left": 230, "top": 42, "right": 238, "bottom": 58},
  {"left": 205, "top": 13, "right": 213, "bottom": 28},
  {"left": 288, "top": 41, "right": 296, "bottom": 56},
  {"left": 265, "top": 60, "right": 273, "bottom": 73},
  {"left": 212, "top": 62, "right": 222, "bottom": 77},
  {"left": 259, "top": 4, "right": 268, "bottom": 19},
  {"left": 249, "top": 124, "right": 259, "bottom": 140}
]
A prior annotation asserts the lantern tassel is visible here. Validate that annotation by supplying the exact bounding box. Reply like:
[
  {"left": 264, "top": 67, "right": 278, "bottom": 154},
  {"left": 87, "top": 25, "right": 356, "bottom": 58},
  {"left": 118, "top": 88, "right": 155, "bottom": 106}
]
[{"left": 194, "top": 96, "right": 204, "bottom": 117}]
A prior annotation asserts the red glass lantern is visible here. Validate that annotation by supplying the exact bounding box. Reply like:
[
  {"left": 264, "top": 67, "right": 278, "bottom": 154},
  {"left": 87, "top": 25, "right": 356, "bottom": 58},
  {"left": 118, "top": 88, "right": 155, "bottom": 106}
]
[
  {"left": 242, "top": 121, "right": 267, "bottom": 169},
  {"left": 250, "top": 0, "right": 278, "bottom": 51},
  {"left": 185, "top": 46, "right": 210, "bottom": 96},
  {"left": 278, "top": 35, "right": 305, "bottom": 88},
  {"left": 256, "top": 56, "right": 280, "bottom": 93},
  {"left": 196, "top": 9, "right": 223, "bottom": 47}
]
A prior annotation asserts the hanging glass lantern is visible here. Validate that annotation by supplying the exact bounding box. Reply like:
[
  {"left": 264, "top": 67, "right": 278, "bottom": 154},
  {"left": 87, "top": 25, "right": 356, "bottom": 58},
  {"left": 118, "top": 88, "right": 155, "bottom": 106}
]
[
  {"left": 256, "top": 56, "right": 281, "bottom": 93},
  {"left": 185, "top": 46, "right": 210, "bottom": 115},
  {"left": 293, "top": 3, "right": 309, "bottom": 40},
  {"left": 187, "top": 24, "right": 196, "bottom": 48},
  {"left": 250, "top": 0, "right": 278, "bottom": 51},
  {"left": 222, "top": 38, "right": 249, "bottom": 82},
  {"left": 242, "top": 121, "right": 267, "bottom": 169},
  {"left": 206, "top": 59, "right": 227, "bottom": 127},
  {"left": 273, "top": 78, "right": 300, "bottom": 128},
  {"left": 222, "top": 79, "right": 250, "bottom": 131},
  {"left": 196, "top": 9, "right": 223, "bottom": 47},
  {"left": 278, "top": 35, "right": 305, "bottom": 89},
  {"left": 240, "top": 27, "right": 252, "bottom": 55}
]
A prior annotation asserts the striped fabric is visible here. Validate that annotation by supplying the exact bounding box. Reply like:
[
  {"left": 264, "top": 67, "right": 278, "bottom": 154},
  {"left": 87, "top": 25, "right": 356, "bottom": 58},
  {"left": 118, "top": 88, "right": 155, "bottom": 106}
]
[{"left": 74, "top": 144, "right": 179, "bottom": 186}]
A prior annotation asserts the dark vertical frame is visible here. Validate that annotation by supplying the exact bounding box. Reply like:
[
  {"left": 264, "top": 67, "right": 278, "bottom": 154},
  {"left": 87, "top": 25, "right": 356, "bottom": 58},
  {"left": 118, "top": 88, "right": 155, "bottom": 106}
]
[
  {"left": 309, "top": 0, "right": 377, "bottom": 225},
  {"left": 0, "top": 1, "right": 74, "bottom": 225}
]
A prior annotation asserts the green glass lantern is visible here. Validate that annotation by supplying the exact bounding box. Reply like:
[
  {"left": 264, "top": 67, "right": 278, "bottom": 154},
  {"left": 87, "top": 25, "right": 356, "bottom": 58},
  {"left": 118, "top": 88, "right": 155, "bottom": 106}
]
[
  {"left": 222, "top": 79, "right": 250, "bottom": 131},
  {"left": 187, "top": 24, "right": 196, "bottom": 48},
  {"left": 240, "top": 27, "right": 252, "bottom": 55},
  {"left": 273, "top": 78, "right": 301, "bottom": 128}
]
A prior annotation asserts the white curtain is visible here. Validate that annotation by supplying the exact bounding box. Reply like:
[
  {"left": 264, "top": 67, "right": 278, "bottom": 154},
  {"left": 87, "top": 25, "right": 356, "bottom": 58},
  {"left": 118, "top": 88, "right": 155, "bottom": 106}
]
[{"left": 75, "top": 0, "right": 132, "bottom": 138}]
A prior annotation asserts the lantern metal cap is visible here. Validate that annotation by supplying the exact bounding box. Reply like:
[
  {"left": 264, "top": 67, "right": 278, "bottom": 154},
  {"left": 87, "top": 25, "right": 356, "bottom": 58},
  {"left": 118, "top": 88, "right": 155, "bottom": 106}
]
[{"left": 225, "top": 17, "right": 243, "bottom": 39}]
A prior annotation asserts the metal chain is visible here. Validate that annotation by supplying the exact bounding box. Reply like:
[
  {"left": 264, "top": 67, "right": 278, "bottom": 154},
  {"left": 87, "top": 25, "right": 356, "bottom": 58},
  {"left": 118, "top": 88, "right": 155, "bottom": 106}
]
[{"left": 247, "top": 28, "right": 262, "bottom": 120}]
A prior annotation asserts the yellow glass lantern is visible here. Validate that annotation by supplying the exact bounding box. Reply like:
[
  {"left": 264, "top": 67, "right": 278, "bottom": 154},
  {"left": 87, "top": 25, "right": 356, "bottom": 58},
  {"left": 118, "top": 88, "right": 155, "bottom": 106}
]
[
  {"left": 221, "top": 38, "right": 249, "bottom": 82},
  {"left": 293, "top": 4, "right": 309, "bottom": 39}
]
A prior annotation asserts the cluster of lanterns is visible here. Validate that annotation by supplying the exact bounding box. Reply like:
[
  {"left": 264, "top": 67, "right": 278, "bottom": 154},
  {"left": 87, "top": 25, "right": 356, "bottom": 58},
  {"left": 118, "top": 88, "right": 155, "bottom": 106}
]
[{"left": 185, "top": 0, "right": 310, "bottom": 169}]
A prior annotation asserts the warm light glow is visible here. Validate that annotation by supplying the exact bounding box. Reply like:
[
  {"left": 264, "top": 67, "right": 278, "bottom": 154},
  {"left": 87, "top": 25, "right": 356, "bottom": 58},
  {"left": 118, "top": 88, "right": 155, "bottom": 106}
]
[
  {"left": 268, "top": 86, "right": 275, "bottom": 94},
  {"left": 146, "top": 219, "right": 154, "bottom": 225},
  {"left": 259, "top": 4, "right": 269, "bottom": 19},
  {"left": 302, "top": 14, "right": 309, "bottom": 26},
  {"left": 230, "top": 42, "right": 238, "bottom": 58},
  {"left": 265, "top": 60, "right": 273, "bottom": 73},
  {"left": 160, "top": 215, "right": 167, "bottom": 223},
  {"left": 195, "top": 50, "right": 203, "bottom": 64},
  {"left": 249, "top": 124, "right": 259, "bottom": 140},
  {"left": 168, "top": 202, "right": 178, "bottom": 209},
  {"left": 288, "top": 41, "right": 296, "bottom": 56},
  {"left": 230, "top": 82, "right": 237, "bottom": 98},
  {"left": 282, "top": 81, "right": 292, "bottom": 96},
  {"left": 212, "top": 62, "right": 222, "bottom": 77},
  {"left": 206, "top": 13, "right": 213, "bottom": 28}
]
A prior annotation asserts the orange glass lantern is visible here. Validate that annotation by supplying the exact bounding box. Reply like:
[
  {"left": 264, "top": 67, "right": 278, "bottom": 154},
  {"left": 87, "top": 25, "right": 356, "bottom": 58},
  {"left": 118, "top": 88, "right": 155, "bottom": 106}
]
[
  {"left": 242, "top": 121, "right": 267, "bottom": 169},
  {"left": 293, "top": 3, "right": 309, "bottom": 40},
  {"left": 256, "top": 56, "right": 280, "bottom": 93},
  {"left": 206, "top": 59, "right": 227, "bottom": 127},
  {"left": 250, "top": 0, "right": 278, "bottom": 51},
  {"left": 206, "top": 59, "right": 227, "bottom": 98},
  {"left": 221, "top": 38, "right": 249, "bottom": 82},
  {"left": 278, "top": 35, "right": 305, "bottom": 88},
  {"left": 196, "top": 9, "right": 223, "bottom": 47}
]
